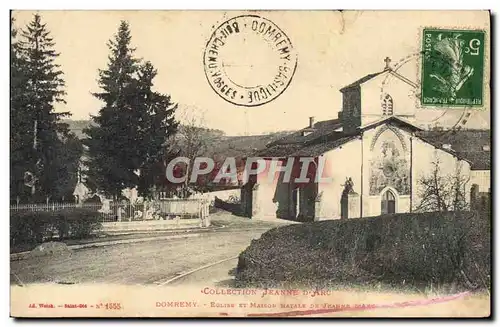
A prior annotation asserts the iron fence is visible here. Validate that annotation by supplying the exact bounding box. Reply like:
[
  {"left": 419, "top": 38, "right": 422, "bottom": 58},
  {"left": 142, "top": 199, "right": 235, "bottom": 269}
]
[{"left": 11, "top": 198, "right": 210, "bottom": 223}]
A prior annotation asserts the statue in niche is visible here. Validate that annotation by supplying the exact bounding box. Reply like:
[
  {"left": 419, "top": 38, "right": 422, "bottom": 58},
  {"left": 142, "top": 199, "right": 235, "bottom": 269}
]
[
  {"left": 340, "top": 177, "right": 355, "bottom": 220},
  {"left": 341, "top": 177, "right": 355, "bottom": 195}
]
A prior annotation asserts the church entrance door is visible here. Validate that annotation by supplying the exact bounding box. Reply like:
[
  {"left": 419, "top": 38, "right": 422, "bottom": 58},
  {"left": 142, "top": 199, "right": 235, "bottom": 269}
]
[{"left": 381, "top": 190, "right": 396, "bottom": 214}]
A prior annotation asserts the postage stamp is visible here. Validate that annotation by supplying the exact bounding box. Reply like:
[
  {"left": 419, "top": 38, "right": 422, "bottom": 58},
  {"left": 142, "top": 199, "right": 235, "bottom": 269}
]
[
  {"left": 203, "top": 15, "right": 297, "bottom": 106},
  {"left": 9, "top": 10, "right": 491, "bottom": 319},
  {"left": 380, "top": 52, "right": 475, "bottom": 134},
  {"left": 421, "top": 28, "right": 485, "bottom": 107}
]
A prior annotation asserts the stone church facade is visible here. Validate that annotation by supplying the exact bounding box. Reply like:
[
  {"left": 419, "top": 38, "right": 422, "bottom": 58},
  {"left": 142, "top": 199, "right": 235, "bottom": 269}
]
[{"left": 240, "top": 60, "right": 481, "bottom": 221}]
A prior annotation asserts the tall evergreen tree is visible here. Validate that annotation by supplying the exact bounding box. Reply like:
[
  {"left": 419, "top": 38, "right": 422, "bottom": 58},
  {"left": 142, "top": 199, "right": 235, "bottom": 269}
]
[
  {"left": 10, "top": 16, "right": 30, "bottom": 201},
  {"left": 134, "top": 62, "right": 179, "bottom": 197},
  {"left": 84, "top": 21, "right": 139, "bottom": 198},
  {"left": 46, "top": 124, "right": 84, "bottom": 201},
  {"left": 10, "top": 14, "right": 78, "bottom": 202},
  {"left": 84, "top": 21, "right": 178, "bottom": 199}
]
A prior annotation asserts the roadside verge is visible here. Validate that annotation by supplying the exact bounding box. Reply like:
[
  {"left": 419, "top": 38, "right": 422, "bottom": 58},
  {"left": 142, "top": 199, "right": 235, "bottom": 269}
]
[{"left": 10, "top": 227, "right": 223, "bottom": 261}]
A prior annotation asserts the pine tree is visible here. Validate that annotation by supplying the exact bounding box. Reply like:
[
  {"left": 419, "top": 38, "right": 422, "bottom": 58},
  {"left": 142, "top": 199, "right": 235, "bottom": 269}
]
[
  {"left": 10, "top": 16, "right": 30, "bottom": 201},
  {"left": 133, "top": 62, "right": 178, "bottom": 197},
  {"left": 11, "top": 14, "right": 76, "bottom": 202},
  {"left": 84, "top": 21, "right": 140, "bottom": 198},
  {"left": 46, "top": 123, "right": 84, "bottom": 200},
  {"left": 84, "top": 21, "right": 178, "bottom": 198}
]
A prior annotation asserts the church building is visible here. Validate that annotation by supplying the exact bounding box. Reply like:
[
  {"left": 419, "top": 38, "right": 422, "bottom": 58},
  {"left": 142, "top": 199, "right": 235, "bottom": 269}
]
[{"left": 240, "top": 58, "right": 482, "bottom": 221}]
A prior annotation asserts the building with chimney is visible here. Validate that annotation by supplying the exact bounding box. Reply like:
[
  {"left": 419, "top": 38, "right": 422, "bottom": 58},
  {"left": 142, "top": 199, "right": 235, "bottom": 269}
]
[{"left": 240, "top": 58, "right": 490, "bottom": 220}]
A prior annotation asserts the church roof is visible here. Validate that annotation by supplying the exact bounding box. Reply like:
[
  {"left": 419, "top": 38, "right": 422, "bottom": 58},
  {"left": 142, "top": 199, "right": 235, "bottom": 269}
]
[
  {"left": 254, "top": 144, "right": 305, "bottom": 158},
  {"left": 416, "top": 130, "right": 490, "bottom": 152},
  {"left": 358, "top": 116, "right": 423, "bottom": 132},
  {"left": 267, "top": 118, "right": 343, "bottom": 146},
  {"left": 339, "top": 71, "right": 385, "bottom": 92},
  {"left": 289, "top": 135, "right": 358, "bottom": 157},
  {"left": 417, "top": 130, "right": 491, "bottom": 170},
  {"left": 257, "top": 116, "right": 422, "bottom": 158},
  {"left": 254, "top": 115, "right": 488, "bottom": 165},
  {"left": 255, "top": 118, "right": 352, "bottom": 158},
  {"left": 339, "top": 63, "right": 418, "bottom": 92},
  {"left": 255, "top": 134, "right": 357, "bottom": 158},
  {"left": 457, "top": 151, "right": 490, "bottom": 170}
]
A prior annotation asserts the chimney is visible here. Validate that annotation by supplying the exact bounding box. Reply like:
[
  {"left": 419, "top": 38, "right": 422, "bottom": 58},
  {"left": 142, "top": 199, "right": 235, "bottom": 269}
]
[
  {"left": 309, "top": 116, "right": 315, "bottom": 128},
  {"left": 384, "top": 57, "right": 392, "bottom": 71}
]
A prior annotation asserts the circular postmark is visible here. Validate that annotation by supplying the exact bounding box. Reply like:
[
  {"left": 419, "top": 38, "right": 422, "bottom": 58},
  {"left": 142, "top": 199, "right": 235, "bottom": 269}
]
[
  {"left": 379, "top": 51, "right": 475, "bottom": 137},
  {"left": 203, "top": 15, "right": 298, "bottom": 106}
]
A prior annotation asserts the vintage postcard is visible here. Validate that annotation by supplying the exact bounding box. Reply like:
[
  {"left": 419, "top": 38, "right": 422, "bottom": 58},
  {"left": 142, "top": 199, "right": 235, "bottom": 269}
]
[{"left": 10, "top": 10, "right": 491, "bottom": 318}]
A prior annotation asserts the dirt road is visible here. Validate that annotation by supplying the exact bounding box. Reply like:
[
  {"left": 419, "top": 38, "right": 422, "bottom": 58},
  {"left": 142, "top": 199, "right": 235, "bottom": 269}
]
[{"left": 11, "top": 214, "right": 290, "bottom": 286}]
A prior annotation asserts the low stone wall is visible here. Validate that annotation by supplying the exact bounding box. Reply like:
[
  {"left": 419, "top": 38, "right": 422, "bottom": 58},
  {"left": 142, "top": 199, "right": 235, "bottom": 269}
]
[
  {"left": 157, "top": 199, "right": 203, "bottom": 217},
  {"left": 101, "top": 218, "right": 206, "bottom": 234},
  {"left": 195, "top": 189, "right": 240, "bottom": 205}
]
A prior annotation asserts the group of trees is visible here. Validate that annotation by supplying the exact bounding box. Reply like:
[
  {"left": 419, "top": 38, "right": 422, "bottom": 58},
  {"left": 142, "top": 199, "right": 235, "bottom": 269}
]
[
  {"left": 10, "top": 14, "right": 82, "bottom": 203},
  {"left": 11, "top": 14, "right": 180, "bottom": 203},
  {"left": 83, "top": 21, "right": 178, "bottom": 200}
]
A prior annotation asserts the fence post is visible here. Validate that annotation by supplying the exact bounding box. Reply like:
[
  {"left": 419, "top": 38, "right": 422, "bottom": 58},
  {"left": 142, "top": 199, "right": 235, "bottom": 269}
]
[
  {"left": 206, "top": 199, "right": 210, "bottom": 227},
  {"left": 117, "top": 204, "right": 122, "bottom": 222},
  {"left": 200, "top": 199, "right": 210, "bottom": 227}
]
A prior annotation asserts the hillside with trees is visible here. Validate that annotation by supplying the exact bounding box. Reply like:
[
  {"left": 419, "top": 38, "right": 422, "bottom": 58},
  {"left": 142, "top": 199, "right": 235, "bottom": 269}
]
[{"left": 66, "top": 119, "right": 291, "bottom": 160}]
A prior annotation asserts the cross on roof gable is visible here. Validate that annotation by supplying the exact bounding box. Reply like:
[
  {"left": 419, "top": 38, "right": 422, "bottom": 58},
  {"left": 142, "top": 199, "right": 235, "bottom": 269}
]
[{"left": 340, "top": 57, "right": 417, "bottom": 92}]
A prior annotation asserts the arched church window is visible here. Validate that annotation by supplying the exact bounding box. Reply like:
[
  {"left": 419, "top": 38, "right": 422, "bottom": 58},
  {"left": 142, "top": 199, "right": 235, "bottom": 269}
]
[{"left": 382, "top": 94, "right": 394, "bottom": 116}]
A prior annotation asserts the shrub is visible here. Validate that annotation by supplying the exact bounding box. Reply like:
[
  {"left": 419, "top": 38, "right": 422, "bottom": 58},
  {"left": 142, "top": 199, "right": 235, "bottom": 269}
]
[
  {"left": 59, "top": 208, "right": 102, "bottom": 239},
  {"left": 10, "top": 208, "right": 102, "bottom": 247},
  {"left": 235, "top": 211, "right": 490, "bottom": 292}
]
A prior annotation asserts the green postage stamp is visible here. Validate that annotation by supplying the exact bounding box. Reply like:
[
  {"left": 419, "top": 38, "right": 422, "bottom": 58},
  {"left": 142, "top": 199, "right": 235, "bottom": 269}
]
[{"left": 421, "top": 28, "right": 485, "bottom": 107}]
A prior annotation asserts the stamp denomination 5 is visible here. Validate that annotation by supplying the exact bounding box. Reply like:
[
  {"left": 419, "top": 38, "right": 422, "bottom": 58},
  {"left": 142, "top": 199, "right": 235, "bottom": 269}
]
[{"left": 421, "top": 28, "right": 485, "bottom": 107}]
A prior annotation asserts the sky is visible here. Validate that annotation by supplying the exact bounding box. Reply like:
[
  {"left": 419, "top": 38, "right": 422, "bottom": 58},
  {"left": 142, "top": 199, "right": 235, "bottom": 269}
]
[{"left": 12, "top": 10, "right": 491, "bottom": 135}]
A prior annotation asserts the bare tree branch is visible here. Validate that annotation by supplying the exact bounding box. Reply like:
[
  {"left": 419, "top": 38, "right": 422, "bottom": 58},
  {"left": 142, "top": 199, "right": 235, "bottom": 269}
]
[{"left": 415, "top": 155, "right": 469, "bottom": 212}]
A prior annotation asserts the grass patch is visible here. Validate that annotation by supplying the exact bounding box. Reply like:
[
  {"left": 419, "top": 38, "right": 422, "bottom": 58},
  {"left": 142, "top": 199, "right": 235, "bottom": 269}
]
[{"left": 235, "top": 211, "right": 490, "bottom": 293}]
